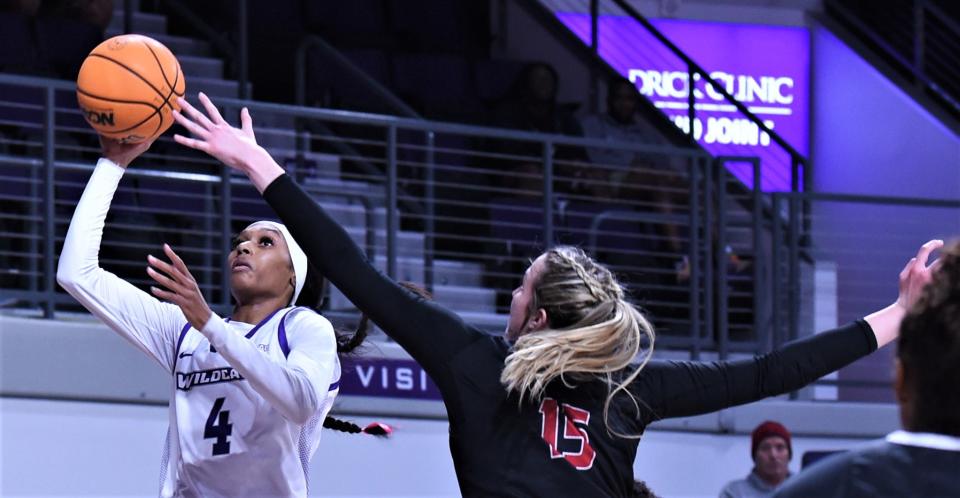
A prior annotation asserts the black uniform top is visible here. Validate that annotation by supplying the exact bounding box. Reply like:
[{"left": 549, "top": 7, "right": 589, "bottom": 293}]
[
  {"left": 773, "top": 438, "right": 960, "bottom": 498},
  {"left": 263, "top": 174, "right": 879, "bottom": 497}
]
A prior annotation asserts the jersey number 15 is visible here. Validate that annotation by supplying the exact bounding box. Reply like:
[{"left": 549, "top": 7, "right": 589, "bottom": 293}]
[{"left": 539, "top": 398, "right": 596, "bottom": 470}]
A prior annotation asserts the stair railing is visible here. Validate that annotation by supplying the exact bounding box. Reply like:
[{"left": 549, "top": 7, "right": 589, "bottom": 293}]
[{"left": 601, "top": 0, "right": 809, "bottom": 192}]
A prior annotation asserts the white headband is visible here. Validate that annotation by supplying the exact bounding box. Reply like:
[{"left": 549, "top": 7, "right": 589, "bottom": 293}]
[{"left": 244, "top": 221, "right": 308, "bottom": 306}]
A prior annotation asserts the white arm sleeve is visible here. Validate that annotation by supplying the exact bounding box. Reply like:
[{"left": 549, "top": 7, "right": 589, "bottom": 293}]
[
  {"left": 56, "top": 158, "right": 186, "bottom": 371},
  {"left": 200, "top": 309, "right": 338, "bottom": 425}
]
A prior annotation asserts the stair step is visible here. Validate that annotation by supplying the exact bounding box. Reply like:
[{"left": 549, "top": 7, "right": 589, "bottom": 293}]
[
  {"left": 251, "top": 113, "right": 298, "bottom": 130},
  {"left": 108, "top": 11, "right": 167, "bottom": 33},
  {"left": 178, "top": 55, "right": 223, "bottom": 79},
  {"left": 275, "top": 152, "right": 343, "bottom": 184},
  {"left": 256, "top": 127, "right": 297, "bottom": 155},
  {"left": 104, "top": 31, "right": 212, "bottom": 57},
  {"left": 454, "top": 310, "right": 508, "bottom": 335},
  {"left": 317, "top": 203, "right": 386, "bottom": 232},
  {"left": 327, "top": 255, "right": 490, "bottom": 308},
  {"left": 344, "top": 228, "right": 423, "bottom": 259},
  {"left": 433, "top": 284, "right": 497, "bottom": 313},
  {"left": 303, "top": 177, "right": 385, "bottom": 204},
  {"left": 432, "top": 259, "right": 484, "bottom": 287},
  {"left": 183, "top": 77, "right": 250, "bottom": 100},
  {"left": 329, "top": 278, "right": 497, "bottom": 314}
]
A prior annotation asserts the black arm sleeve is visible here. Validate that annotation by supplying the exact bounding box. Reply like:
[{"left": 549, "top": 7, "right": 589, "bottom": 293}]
[
  {"left": 635, "top": 320, "right": 877, "bottom": 423},
  {"left": 262, "top": 174, "right": 485, "bottom": 383}
]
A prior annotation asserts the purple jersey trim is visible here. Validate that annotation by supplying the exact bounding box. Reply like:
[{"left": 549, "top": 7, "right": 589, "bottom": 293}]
[
  {"left": 278, "top": 307, "right": 302, "bottom": 358},
  {"left": 173, "top": 322, "right": 192, "bottom": 371},
  {"left": 244, "top": 307, "right": 283, "bottom": 339},
  {"left": 328, "top": 379, "right": 340, "bottom": 391}
]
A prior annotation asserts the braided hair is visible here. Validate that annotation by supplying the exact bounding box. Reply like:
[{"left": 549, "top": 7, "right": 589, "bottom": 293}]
[
  {"left": 299, "top": 275, "right": 431, "bottom": 436},
  {"left": 500, "top": 246, "right": 655, "bottom": 438}
]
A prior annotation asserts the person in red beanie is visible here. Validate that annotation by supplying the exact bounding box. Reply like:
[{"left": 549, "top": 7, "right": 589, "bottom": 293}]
[{"left": 719, "top": 421, "right": 792, "bottom": 498}]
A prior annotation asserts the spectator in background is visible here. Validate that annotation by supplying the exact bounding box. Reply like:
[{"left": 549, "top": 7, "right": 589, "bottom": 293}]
[
  {"left": 579, "top": 76, "right": 663, "bottom": 198},
  {"left": 483, "top": 62, "right": 587, "bottom": 310},
  {"left": 720, "top": 421, "right": 793, "bottom": 498},
  {"left": 491, "top": 62, "right": 582, "bottom": 137},
  {"left": 579, "top": 76, "right": 684, "bottom": 255},
  {"left": 774, "top": 241, "right": 959, "bottom": 498},
  {"left": 488, "top": 62, "right": 585, "bottom": 194}
]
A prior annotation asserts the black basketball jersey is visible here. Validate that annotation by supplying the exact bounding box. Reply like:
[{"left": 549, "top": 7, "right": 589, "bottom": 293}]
[{"left": 263, "top": 174, "right": 878, "bottom": 497}]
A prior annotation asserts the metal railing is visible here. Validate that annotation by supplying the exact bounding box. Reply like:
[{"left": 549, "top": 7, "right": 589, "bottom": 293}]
[
  {"left": 0, "top": 72, "right": 732, "bottom": 350},
  {"left": 2, "top": 71, "right": 956, "bottom": 396},
  {"left": 825, "top": 0, "right": 960, "bottom": 122},
  {"left": 537, "top": 0, "right": 810, "bottom": 192}
]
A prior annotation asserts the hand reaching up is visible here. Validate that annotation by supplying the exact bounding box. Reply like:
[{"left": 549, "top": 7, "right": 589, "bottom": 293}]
[
  {"left": 897, "top": 239, "right": 943, "bottom": 311},
  {"left": 866, "top": 238, "right": 943, "bottom": 348},
  {"left": 172, "top": 92, "right": 284, "bottom": 192}
]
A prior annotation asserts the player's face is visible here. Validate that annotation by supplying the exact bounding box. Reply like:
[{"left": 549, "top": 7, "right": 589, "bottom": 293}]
[
  {"left": 505, "top": 254, "right": 547, "bottom": 342},
  {"left": 753, "top": 436, "right": 790, "bottom": 482},
  {"left": 227, "top": 226, "right": 295, "bottom": 305}
]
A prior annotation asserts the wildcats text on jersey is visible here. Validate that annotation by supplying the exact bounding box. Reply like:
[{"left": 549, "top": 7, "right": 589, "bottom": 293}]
[{"left": 176, "top": 367, "right": 244, "bottom": 391}]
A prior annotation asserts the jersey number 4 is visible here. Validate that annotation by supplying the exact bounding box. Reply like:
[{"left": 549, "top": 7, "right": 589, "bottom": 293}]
[
  {"left": 538, "top": 398, "right": 597, "bottom": 470},
  {"left": 205, "top": 397, "right": 233, "bottom": 456}
]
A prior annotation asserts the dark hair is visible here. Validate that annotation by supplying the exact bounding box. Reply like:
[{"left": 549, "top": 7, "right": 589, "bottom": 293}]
[
  {"left": 898, "top": 240, "right": 960, "bottom": 436},
  {"left": 295, "top": 262, "right": 368, "bottom": 354},
  {"left": 607, "top": 76, "right": 641, "bottom": 103},
  {"left": 632, "top": 480, "right": 659, "bottom": 498},
  {"left": 506, "top": 61, "right": 559, "bottom": 101},
  {"left": 322, "top": 417, "right": 390, "bottom": 436},
  {"left": 321, "top": 281, "right": 432, "bottom": 435}
]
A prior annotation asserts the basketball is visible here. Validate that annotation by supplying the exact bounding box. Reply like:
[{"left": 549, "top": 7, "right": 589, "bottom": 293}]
[{"left": 76, "top": 34, "right": 185, "bottom": 144}]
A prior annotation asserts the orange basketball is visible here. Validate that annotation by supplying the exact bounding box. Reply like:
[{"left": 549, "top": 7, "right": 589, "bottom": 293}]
[{"left": 76, "top": 34, "right": 185, "bottom": 144}]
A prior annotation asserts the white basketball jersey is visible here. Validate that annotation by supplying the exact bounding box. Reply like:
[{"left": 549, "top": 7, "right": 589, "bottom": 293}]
[{"left": 160, "top": 307, "right": 339, "bottom": 497}]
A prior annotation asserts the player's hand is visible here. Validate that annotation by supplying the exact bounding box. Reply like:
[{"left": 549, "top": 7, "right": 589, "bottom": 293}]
[
  {"left": 172, "top": 92, "right": 262, "bottom": 170},
  {"left": 147, "top": 243, "right": 213, "bottom": 331},
  {"left": 896, "top": 239, "right": 943, "bottom": 311},
  {"left": 99, "top": 135, "right": 155, "bottom": 168}
]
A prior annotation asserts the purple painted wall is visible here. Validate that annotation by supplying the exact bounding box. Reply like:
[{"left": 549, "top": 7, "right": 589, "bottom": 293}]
[
  {"left": 810, "top": 22, "right": 960, "bottom": 401},
  {"left": 811, "top": 25, "right": 960, "bottom": 198}
]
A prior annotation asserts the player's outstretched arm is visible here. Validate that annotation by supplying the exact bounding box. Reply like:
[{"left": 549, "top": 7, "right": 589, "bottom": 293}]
[
  {"left": 56, "top": 137, "right": 185, "bottom": 371},
  {"left": 172, "top": 94, "right": 481, "bottom": 386},
  {"left": 634, "top": 240, "right": 941, "bottom": 423},
  {"left": 147, "top": 245, "right": 336, "bottom": 424}
]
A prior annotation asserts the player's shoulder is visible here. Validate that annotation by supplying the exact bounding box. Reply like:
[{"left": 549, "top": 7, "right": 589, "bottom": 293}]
[
  {"left": 281, "top": 306, "right": 335, "bottom": 334},
  {"left": 774, "top": 445, "right": 868, "bottom": 498}
]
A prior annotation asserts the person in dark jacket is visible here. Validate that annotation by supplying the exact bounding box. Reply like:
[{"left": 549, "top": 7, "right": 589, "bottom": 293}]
[
  {"left": 773, "top": 240, "right": 959, "bottom": 498},
  {"left": 171, "top": 93, "right": 942, "bottom": 497}
]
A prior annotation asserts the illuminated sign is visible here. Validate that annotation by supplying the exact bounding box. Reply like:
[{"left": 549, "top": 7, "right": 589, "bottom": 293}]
[
  {"left": 340, "top": 357, "right": 442, "bottom": 400},
  {"left": 556, "top": 14, "right": 809, "bottom": 191}
]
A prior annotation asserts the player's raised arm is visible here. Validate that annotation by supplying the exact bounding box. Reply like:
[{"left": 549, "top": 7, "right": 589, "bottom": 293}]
[
  {"left": 632, "top": 240, "right": 943, "bottom": 424},
  {"left": 56, "top": 137, "right": 184, "bottom": 371},
  {"left": 172, "top": 93, "right": 483, "bottom": 386}
]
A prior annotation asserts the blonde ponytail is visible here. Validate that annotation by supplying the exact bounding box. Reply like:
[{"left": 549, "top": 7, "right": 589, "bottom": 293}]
[{"left": 500, "top": 246, "right": 655, "bottom": 438}]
